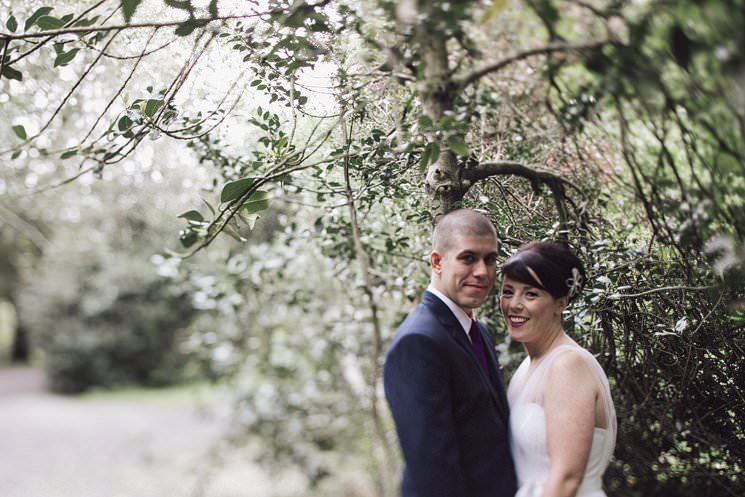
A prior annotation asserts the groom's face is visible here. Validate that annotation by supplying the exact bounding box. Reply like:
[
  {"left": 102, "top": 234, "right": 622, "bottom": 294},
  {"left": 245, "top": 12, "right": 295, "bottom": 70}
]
[{"left": 430, "top": 233, "right": 498, "bottom": 315}]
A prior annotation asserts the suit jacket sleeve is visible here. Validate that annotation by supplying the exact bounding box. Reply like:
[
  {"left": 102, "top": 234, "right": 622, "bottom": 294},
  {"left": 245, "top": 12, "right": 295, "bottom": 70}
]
[{"left": 384, "top": 332, "right": 468, "bottom": 497}]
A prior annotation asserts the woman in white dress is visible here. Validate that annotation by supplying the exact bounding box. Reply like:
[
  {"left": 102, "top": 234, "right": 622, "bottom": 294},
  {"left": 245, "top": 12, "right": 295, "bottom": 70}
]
[{"left": 500, "top": 241, "right": 616, "bottom": 497}]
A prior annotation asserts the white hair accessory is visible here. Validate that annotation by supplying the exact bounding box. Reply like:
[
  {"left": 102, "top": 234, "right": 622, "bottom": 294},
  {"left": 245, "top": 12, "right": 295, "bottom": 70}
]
[{"left": 566, "top": 267, "right": 584, "bottom": 298}]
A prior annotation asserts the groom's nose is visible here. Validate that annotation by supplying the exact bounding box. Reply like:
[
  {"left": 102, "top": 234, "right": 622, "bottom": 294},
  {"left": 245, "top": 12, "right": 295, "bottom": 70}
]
[{"left": 472, "top": 259, "right": 488, "bottom": 277}]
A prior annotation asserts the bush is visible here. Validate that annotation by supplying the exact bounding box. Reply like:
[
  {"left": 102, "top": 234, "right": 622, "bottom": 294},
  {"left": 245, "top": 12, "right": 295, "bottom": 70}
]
[
  {"left": 18, "top": 180, "right": 200, "bottom": 393},
  {"left": 39, "top": 280, "right": 196, "bottom": 393}
]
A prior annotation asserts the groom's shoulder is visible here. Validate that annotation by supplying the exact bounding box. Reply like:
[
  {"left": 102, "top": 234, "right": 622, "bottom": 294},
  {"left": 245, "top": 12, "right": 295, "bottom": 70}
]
[{"left": 392, "top": 298, "right": 447, "bottom": 343}]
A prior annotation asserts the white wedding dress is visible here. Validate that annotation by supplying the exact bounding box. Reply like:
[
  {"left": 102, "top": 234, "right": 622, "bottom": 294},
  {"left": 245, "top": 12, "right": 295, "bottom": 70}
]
[{"left": 508, "top": 344, "right": 617, "bottom": 497}]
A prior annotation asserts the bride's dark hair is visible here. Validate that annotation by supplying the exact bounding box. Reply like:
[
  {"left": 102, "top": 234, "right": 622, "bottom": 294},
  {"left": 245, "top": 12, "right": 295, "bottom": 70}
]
[{"left": 501, "top": 241, "right": 586, "bottom": 301}]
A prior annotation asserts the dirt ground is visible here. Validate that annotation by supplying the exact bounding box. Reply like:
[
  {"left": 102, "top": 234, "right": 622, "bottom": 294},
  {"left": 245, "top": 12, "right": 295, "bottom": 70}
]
[{"left": 0, "top": 367, "right": 305, "bottom": 497}]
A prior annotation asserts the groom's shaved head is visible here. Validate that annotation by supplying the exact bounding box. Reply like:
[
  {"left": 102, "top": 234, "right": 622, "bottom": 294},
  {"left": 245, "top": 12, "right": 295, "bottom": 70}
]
[{"left": 432, "top": 209, "right": 498, "bottom": 255}]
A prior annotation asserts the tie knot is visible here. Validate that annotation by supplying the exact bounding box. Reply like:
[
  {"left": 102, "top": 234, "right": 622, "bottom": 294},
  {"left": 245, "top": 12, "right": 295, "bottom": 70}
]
[{"left": 469, "top": 319, "right": 480, "bottom": 338}]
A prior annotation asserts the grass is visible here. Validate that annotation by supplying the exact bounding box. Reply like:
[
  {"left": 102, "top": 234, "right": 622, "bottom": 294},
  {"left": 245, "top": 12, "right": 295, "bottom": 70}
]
[{"left": 73, "top": 379, "right": 233, "bottom": 407}]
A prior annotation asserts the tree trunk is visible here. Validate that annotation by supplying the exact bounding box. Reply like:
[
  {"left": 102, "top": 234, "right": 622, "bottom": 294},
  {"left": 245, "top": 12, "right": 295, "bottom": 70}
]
[
  {"left": 418, "top": 27, "right": 466, "bottom": 221},
  {"left": 10, "top": 298, "right": 29, "bottom": 363}
]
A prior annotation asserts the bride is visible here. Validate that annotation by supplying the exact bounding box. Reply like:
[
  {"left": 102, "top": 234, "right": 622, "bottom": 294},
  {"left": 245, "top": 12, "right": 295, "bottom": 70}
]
[{"left": 500, "top": 241, "right": 616, "bottom": 497}]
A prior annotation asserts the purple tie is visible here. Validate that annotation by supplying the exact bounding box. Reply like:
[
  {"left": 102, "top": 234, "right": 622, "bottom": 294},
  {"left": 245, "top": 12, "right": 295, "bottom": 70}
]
[{"left": 469, "top": 319, "right": 489, "bottom": 372}]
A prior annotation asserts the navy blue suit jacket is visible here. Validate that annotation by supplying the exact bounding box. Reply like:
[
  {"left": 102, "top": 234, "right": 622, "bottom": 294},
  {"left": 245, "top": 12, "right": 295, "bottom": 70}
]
[{"left": 384, "top": 291, "right": 517, "bottom": 497}]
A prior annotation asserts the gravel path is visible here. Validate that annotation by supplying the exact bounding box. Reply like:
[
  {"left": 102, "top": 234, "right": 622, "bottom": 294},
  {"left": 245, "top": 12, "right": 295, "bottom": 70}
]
[{"left": 0, "top": 367, "right": 303, "bottom": 497}]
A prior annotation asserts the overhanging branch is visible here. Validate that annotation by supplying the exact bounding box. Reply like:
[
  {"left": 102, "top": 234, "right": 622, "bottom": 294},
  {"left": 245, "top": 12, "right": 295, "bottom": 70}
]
[
  {"left": 455, "top": 39, "right": 614, "bottom": 90},
  {"left": 465, "top": 160, "right": 575, "bottom": 234},
  {"left": 465, "top": 160, "right": 572, "bottom": 189},
  {"left": 0, "top": 14, "right": 256, "bottom": 41}
]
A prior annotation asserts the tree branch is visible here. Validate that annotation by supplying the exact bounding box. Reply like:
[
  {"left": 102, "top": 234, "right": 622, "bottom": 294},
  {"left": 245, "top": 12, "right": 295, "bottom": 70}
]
[
  {"left": 612, "top": 285, "right": 716, "bottom": 299},
  {"left": 455, "top": 39, "right": 613, "bottom": 90},
  {"left": 464, "top": 160, "right": 573, "bottom": 188},
  {"left": 79, "top": 28, "right": 159, "bottom": 144},
  {"left": 341, "top": 118, "right": 395, "bottom": 497},
  {"left": 0, "top": 30, "right": 121, "bottom": 156},
  {"left": 465, "top": 160, "right": 575, "bottom": 236},
  {"left": 0, "top": 35, "right": 9, "bottom": 83},
  {"left": 5, "top": 0, "right": 112, "bottom": 66},
  {"left": 0, "top": 15, "right": 259, "bottom": 41},
  {"left": 0, "top": 203, "right": 48, "bottom": 250},
  {"left": 173, "top": 114, "right": 343, "bottom": 258}
]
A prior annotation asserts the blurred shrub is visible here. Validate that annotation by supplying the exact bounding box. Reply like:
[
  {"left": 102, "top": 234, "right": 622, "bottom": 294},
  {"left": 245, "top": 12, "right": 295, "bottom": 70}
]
[
  {"left": 18, "top": 179, "right": 199, "bottom": 393},
  {"left": 37, "top": 280, "right": 196, "bottom": 393}
]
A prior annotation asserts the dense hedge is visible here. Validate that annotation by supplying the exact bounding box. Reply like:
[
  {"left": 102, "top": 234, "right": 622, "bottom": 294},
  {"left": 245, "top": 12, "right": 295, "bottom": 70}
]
[{"left": 38, "top": 281, "right": 196, "bottom": 393}]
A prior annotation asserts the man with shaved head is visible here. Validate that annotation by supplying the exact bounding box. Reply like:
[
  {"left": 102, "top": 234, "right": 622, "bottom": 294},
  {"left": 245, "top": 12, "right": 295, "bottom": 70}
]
[{"left": 384, "top": 209, "right": 516, "bottom": 497}]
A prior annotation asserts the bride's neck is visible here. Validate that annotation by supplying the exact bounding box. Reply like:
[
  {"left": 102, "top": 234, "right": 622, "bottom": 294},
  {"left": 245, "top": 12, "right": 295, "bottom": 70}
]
[{"left": 524, "top": 326, "right": 570, "bottom": 364}]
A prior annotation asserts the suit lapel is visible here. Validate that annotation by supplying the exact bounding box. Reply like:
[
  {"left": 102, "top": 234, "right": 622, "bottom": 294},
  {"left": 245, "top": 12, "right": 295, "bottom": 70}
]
[
  {"left": 472, "top": 321, "right": 508, "bottom": 416},
  {"left": 479, "top": 325, "right": 510, "bottom": 415},
  {"left": 422, "top": 292, "right": 507, "bottom": 417}
]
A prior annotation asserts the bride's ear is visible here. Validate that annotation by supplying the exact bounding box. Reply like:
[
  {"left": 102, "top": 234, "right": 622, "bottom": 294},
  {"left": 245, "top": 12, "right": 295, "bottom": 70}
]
[{"left": 555, "top": 296, "right": 569, "bottom": 315}]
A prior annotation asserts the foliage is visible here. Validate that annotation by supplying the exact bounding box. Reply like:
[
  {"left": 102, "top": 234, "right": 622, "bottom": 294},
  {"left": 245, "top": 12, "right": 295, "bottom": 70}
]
[
  {"left": 16, "top": 169, "right": 201, "bottom": 393},
  {"left": 2, "top": 0, "right": 744, "bottom": 496},
  {"left": 535, "top": 4, "right": 745, "bottom": 494}
]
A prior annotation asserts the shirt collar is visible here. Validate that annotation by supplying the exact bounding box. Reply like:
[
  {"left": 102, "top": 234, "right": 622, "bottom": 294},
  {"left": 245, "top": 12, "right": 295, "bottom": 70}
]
[{"left": 427, "top": 284, "right": 473, "bottom": 336}]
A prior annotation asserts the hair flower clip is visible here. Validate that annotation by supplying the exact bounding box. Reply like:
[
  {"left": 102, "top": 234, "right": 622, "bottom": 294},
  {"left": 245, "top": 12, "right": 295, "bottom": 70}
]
[{"left": 566, "top": 267, "right": 583, "bottom": 298}]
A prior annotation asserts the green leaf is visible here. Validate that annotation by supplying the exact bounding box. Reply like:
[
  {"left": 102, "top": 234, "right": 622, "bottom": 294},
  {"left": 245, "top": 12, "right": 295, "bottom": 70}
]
[
  {"left": 142, "top": 99, "right": 164, "bottom": 118},
  {"left": 6, "top": 15, "right": 18, "bottom": 32},
  {"left": 24, "top": 7, "right": 53, "bottom": 31},
  {"left": 223, "top": 222, "right": 247, "bottom": 242},
  {"left": 208, "top": 0, "right": 218, "bottom": 18},
  {"left": 420, "top": 142, "right": 440, "bottom": 171},
  {"left": 240, "top": 212, "right": 260, "bottom": 230},
  {"left": 220, "top": 177, "right": 254, "bottom": 203},
  {"left": 121, "top": 0, "right": 143, "bottom": 23},
  {"left": 164, "top": 0, "right": 193, "bottom": 11},
  {"left": 60, "top": 149, "right": 78, "bottom": 159},
  {"left": 178, "top": 210, "right": 204, "bottom": 222},
  {"left": 36, "top": 15, "right": 65, "bottom": 30},
  {"left": 175, "top": 19, "right": 200, "bottom": 36},
  {"left": 53, "top": 48, "right": 80, "bottom": 67},
  {"left": 179, "top": 230, "right": 198, "bottom": 248},
  {"left": 418, "top": 114, "right": 433, "bottom": 128},
  {"left": 438, "top": 115, "right": 456, "bottom": 129},
  {"left": 12, "top": 125, "right": 27, "bottom": 140},
  {"left": 73, "top": 15, "right": 100, "bottom": 27},
  {"left": 117, "top": 115, "right": 133, "bottom": 131},
  {"left": 447, "top": 135, "right": 469, "bottom": 156},
  {"left": 309, "top": 19, "right": 329, "bottom": 33},
  {"left": 241, "top": 190, "right": 269, "bottom": 214},
  {"left": 283, "top": 6, "right": 312, "bottom": 28},
  {"left": 1, "top": 65, "right": 22, "bottom": 81}
]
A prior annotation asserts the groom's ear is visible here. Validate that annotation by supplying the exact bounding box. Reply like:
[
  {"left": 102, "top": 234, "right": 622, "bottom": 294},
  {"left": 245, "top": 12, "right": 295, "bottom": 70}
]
[{"left": 430, "top": 251, "right": 442, "bottom": 274}]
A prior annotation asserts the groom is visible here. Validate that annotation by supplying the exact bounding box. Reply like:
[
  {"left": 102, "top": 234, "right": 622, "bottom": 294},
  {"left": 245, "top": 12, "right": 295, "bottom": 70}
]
[{"left": 384, "top": 209, "right": 517, "bottom": 497}]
